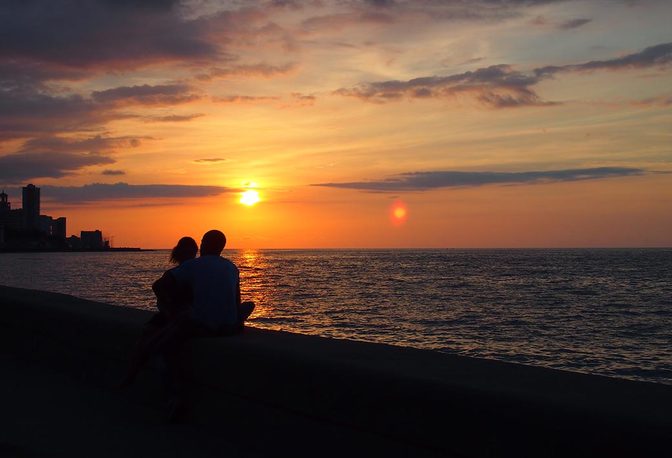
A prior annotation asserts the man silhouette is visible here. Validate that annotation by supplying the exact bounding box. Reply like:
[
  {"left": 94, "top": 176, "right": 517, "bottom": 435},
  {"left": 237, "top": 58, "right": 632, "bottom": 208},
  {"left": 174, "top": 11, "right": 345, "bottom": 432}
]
[{"left": 171, "top": 229, "right": 248, "bottom": 333}]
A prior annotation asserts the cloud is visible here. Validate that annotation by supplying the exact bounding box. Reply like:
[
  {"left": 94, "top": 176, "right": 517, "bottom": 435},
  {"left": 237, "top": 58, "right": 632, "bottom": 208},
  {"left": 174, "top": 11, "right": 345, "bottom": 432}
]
[
  {"left": 0, "top": 0, "right": 217, "bottom": 73},
  {"left": 0, "top": 87, "right": 119, "bottom": 140},
  {"left": 145, "top": 113, "right": 204, "bottom": 122},
  {"left": 559, "top": 18, "right": 592, "bottom": 30},
  {"left": 291, "top": 92, "right": 316, "bottom": 105},
  {"left": 312, "top": 167, "right": 645, "bottom": 192},
  {"left": 631, "top": 94, "right": 672, "bottom": 107},
  {"left": 101, "top": 169, "right": 126, "bottom": 176},
  {"left": 536, "top": 42, "right": 672, "bottom": 76},
  {"left": 301, "top": 11, "right": 395, "bottom": 33},
  {"left": 0, "top": 151, "right": 115, "bottom": 183},
  {"left": 91, "top": 84, "right": 199, "bottom": 106},
  {"left": 531, "top": 16, "right": 592, "bottom": 30},
  {"left": 0, "top": 82, "right": 196, "bottom": 140},
  {"left": 0, "top": 132, "right": 152, "bottom": 182},
  {"left": 336, "top": 64, "right": 551, "bottom": 107},
  {"left": 36, "top": 182, "right": 231, "bottom": 203},
  {"left": 212, "top": 95, "right": 280, "bottom": 103},
  {"left": 20, "top": 135, "right": 143, "bottom": 153},
  {"left": 337, "top": 42, "right": 672, "bottom": 107},
  {"left": 197, "top": 63, "right": 297, "bottom": 81},
  {"left": 194, "top": 158, "right": 227, "bottom": 163}
]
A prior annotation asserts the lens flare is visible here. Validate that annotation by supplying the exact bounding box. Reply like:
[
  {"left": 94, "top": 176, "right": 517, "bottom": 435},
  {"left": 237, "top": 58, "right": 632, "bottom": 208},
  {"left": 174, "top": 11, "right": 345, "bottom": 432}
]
[
  {"left": 240, "top": 189, "right": 260, "bottom": 206},
  {"left": 390, "top": 200, "right": 408, "bottom": 225}
]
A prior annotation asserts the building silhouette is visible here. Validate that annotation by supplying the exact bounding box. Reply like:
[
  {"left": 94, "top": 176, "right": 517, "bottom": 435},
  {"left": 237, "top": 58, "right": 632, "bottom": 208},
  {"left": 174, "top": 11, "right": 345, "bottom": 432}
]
[
  {"left": 0, "top": 184, "right": 69, "bottom": 250},
  {"left": 81, "top": 230, "right": 104, "bottom": 250},
  {"left": 22, "top": 184, "right": 40, "bottom": 232},
  {"left": 0, "top": 183, "right": 119, "bottom": 251},
  {"left": 0, "top": 184, "right": 131, "bottom": 251}
]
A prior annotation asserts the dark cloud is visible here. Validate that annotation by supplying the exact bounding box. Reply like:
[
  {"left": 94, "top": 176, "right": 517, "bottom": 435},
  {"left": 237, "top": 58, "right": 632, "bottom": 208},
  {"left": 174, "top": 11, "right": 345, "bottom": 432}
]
[
  {"left": 312, "top": 167, "right": 645, "bottom": 192},
  {"left": 338, "top": 43, "right": 672, "bottom": 107},
  {"left": 0, "top": 133, "right": 145, "bottom": 183},
  {"left": 101, "top": 169, "right": 126, "bottom": 176},
  {"left": 0, "top": 151, "right": 115, "bottom": 183},
  {"left": 91, "top": 84, "right": 199, "bottom": 106},
  {"left": 0, "top": 0, "right": 216, "bottom": 71},
  {"left": 37, "top": 182, "right": 231, "bottom": 203},
  {"left": 20, "top": 135, "right": 143, "bottom": 153},
  {"left": 336, "top": 64, "right": 551, "bottom": 107},
  {"left": 536, "top": 42, "right": 672, "bottom": 75},
  {"left": 0, "top": 87, "right": 116, "bottom": 140},
  {"left": 0, "top": 82, "right": 196, "bottom": 140}
]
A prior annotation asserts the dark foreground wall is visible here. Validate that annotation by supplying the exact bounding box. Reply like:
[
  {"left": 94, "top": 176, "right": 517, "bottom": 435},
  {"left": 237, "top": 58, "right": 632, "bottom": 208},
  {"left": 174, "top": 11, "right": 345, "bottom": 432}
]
[{"left": 1, "top": 285, "right": 670, "bottom": 458}]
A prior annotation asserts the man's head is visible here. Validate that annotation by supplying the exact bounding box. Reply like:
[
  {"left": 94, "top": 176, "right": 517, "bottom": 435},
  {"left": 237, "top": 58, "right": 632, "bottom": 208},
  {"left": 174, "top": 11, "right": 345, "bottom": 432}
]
[{"left": 200, "top": 229, "right": 226, "bottom": 256}]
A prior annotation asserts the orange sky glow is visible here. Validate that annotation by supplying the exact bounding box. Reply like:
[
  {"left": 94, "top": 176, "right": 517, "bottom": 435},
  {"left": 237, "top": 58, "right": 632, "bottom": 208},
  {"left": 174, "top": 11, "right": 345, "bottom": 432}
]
[{"left": 1, "top": 0, "right": 671, "bottom": 248}]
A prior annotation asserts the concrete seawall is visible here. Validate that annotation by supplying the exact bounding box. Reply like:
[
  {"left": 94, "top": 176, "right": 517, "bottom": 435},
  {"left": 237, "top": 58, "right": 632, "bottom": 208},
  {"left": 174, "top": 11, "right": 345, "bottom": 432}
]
[{"left": 1, "top": 285, "right": 671, "bottom": 457}]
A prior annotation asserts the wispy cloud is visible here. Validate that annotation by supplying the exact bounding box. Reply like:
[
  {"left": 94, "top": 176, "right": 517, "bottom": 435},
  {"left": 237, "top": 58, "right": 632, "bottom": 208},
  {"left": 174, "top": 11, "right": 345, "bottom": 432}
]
[
  {"left": 35, "top": 182, "right": 231, "bottom": 203},
  {"left": 335, "top": 64, "right": 551, "bottom": 107},
  {"left": 145, "top": 113, "right": 204, "bottom": 122},
  {"left": 197, "top": 63, "right": 297, "bottom": 81},
  {"left": 101, "top": 169, "right": 126, "bottom": 176},
  {"left": 536, "top": 42, "right": 672, "bottom": 75},
  {"left": 559, "top": 18, "right": 592, "bottom": 30},
  {"left": 0, "top": 152, "right": 115, "bottom": 183},
  {"left": 312, "top": 167, "right": 645, "bottom": 192},
  {"left": 20, "top": 135, "right": 142, "bottom": 153},
  {"left": 91, "top": 84, "right": 199, "bottom": 106},
  {"left": 531, "top": 16, "right": 592, "bottom": 30},
  {"left": 212, "top": 95, "right": 280, "bottom": 103},
  {"left": 194, "top": 158, "right": 227, "bottom": 163},
  {"left": 336, "top": 42, "right": 672, "bottom": 108}
]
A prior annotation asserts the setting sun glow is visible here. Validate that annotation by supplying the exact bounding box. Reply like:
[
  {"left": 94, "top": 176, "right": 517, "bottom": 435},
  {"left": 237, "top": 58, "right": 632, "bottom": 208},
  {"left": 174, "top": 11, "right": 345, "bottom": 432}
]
[
  {"left": 240, "top": 190, "right": 261, "bottom": 206},
  {"left": 391, "top": 201, "right": 408, "bottom": 225}
]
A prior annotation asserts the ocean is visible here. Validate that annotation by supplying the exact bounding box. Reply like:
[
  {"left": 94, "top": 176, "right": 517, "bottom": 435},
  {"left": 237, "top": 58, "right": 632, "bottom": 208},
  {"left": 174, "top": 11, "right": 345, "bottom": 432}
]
[{"left": 1, "top": 248, "right": 670, "bottom": 385}]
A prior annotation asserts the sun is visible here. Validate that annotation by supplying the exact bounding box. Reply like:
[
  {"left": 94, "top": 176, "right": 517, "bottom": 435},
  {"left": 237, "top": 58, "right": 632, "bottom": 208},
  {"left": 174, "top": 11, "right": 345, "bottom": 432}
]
[{"left": 240, "top": 189, "right": 261, "bottom": 206}]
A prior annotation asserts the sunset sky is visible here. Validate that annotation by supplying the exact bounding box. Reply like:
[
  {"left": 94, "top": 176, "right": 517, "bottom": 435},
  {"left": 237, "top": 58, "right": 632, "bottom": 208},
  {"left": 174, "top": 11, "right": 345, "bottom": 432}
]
[{"left": 1, "top": 0, "right": 671, "bottom": 248}]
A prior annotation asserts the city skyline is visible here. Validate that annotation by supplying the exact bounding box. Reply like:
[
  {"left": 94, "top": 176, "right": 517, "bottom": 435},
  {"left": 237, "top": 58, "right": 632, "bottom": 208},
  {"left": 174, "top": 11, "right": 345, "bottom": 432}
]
[{"left": 1, "top": 0, "right": 671, "bottom": 249}]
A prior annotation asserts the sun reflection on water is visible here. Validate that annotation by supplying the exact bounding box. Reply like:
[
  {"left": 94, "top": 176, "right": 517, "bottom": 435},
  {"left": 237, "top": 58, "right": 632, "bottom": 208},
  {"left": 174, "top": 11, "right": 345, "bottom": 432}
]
[{"left": 236, "top": 249, "right": 271, "bottom": 320}]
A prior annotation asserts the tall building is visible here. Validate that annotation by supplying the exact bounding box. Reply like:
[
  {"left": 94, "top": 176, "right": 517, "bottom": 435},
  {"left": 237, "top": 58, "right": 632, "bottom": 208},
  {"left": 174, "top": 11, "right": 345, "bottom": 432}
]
[{"left": 22, "top": 184, "right": 40, "bottom": 231}]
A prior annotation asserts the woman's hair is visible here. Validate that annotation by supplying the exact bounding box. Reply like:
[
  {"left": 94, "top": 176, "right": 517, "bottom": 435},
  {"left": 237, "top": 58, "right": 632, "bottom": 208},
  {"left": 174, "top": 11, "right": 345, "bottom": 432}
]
[{"left": 170, "top": 236, "right": 198, "bottom": 264}]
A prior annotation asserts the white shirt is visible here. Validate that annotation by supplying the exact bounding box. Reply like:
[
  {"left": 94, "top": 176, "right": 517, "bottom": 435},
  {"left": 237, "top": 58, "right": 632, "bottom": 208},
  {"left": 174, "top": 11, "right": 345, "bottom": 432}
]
[{"left": 171, "top": 255, "right": 239, "bottom": 328}]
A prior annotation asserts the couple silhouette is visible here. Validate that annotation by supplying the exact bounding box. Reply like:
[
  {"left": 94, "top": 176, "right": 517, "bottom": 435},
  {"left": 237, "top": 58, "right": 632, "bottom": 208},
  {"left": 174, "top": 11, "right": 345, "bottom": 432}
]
[{"left": 121, "top": 230, "right": 254, "bottom": 419}]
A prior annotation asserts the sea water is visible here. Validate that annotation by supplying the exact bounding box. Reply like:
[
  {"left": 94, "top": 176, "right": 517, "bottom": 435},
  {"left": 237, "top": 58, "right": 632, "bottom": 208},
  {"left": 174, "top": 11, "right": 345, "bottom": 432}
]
[{"left": 1, "top": 248, "right": 670, "bottom": 384}]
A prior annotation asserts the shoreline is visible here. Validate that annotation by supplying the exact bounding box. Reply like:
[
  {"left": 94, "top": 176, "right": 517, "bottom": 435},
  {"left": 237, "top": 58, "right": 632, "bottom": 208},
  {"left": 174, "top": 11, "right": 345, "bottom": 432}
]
[
  {"left": 1, "top": 285, "right": 670, "bottom": 457},
  {"left": 0, "top": 247, "right": 149, "bottom": 253}
]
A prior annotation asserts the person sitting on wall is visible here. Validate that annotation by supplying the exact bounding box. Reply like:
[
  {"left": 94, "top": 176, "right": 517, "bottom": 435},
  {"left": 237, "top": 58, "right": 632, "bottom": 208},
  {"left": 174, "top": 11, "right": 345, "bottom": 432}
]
[
  {"left": 169, "top": 229, "right": 255, "bottom": 335},
  {"left": 119, "top": 230, "right": 254, "bottom": 420},
  {"left": 119, "top": 236, "right": 198, "bottom": 388}
]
